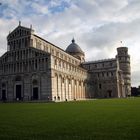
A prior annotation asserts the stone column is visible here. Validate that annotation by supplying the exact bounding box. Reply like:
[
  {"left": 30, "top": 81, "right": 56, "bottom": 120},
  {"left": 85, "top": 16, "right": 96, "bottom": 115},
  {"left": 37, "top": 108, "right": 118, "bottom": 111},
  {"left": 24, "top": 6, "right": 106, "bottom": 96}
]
[
  {"left": 69, "top": 79, "right": 72, "bottom": 100},
  {"left": 81, "top": 81, "right": 83, "bottom": 99},
  {"left": 28, "top": 61, "right": 30, "bottom": 72},
  {"left": 37, "top": 58, "right": 39, "bottom": 71},
  {"left": 44, "top": 58, "right": 46, "bottom": 71},
  {"left": 15, "top": 63, "right": 17, "bottom": 73},
  {"left": 28, "top": 49, "right": 29, "bottom": 59},
  {"left": 8, "top": 64, "right": 10, "bottom": 74},
  {"left": 58, "top": 75, "right": 61, "bottom": 101},
  {"left": 74, "top": 80, "right": 77, "bottom": 99},
  {"left": 33, "top": 60, "right": 35, "bottom": 71},
  {"left": 62, "top": 77, "right": 65, "bottom": 101}
]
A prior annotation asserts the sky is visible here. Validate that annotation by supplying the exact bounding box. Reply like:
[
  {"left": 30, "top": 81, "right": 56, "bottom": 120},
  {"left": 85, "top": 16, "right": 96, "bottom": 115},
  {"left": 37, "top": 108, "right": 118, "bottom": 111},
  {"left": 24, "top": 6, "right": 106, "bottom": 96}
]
[{"left": 0, "top": 0, "right": 140, "bottom": 87}]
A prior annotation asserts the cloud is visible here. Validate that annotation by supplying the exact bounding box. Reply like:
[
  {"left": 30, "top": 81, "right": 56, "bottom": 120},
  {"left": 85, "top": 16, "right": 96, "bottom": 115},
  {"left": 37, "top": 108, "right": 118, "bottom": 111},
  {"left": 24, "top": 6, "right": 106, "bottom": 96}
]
[
  {"left": 115, "top": 0, "right": 140, "bottom": 22},
  {"left": 131, "top": 71, "right": 140, "bottom": 87},
  {"left": 81, "top": 18, "right": 140, "bottom": 49},
  {"left": 31, "top": 2, "right": 49, "bottom": 15}
]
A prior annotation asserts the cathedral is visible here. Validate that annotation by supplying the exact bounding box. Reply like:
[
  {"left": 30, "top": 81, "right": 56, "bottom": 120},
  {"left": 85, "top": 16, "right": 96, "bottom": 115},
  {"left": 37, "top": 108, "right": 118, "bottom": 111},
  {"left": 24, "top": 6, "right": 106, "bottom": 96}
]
[{"left": 0, "top": 23, "right": 131, "bottom": 102}]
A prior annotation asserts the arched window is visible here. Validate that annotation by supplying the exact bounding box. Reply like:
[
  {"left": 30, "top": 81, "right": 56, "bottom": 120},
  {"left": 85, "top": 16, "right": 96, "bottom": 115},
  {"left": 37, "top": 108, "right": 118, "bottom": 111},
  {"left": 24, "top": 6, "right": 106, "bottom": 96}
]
[
  {"left": 99, "top": 84, "right": 102, "bottom": 89},
  {"left": 32, "top": 79, "right": 38, "bottom": 85},
  {"left": 15, "top": 76, "right": 21, "bottom": 81},
  {"left": 54, "top": 59, "right": 57, "bottom": 65},
  {"left": 62, "top": 78, "right": 65, "bottom": 83},
  {"left": 102, "top": 73, "right": 104, "bottom": 77},
  {"left": 68, "top": 79, "right": 71, "bottom": 84},
  {"left": 2, "top": 83, "right": 6, "bottom": 88}
]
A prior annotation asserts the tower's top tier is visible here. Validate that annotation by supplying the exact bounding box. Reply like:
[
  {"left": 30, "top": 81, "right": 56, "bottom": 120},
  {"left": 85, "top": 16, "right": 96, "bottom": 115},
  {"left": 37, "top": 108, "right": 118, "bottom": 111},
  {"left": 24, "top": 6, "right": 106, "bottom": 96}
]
[{"left": 117, "top": 47, "right": 128, "bottom": 56}]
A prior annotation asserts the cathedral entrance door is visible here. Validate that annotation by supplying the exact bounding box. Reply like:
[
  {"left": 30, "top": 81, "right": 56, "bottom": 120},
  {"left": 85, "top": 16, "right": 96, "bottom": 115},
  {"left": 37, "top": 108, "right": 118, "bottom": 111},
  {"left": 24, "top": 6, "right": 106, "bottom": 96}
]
[
  {"left": 33, "top": 87, "right": 38, "bottom": 100},
  {"left": 108, "top": 90, "right": 112, "bottom": 97},
  {"left": 16, "top": 85, "right": 22, "bottom": 100},
  {"left": 2, "top": 90, "right": 6, "bottom": 100}
]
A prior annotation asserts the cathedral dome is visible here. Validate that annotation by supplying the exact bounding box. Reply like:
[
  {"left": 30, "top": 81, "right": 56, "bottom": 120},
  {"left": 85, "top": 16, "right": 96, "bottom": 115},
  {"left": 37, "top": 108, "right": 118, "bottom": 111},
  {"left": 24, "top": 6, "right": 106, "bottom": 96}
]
[{"left": 66, "top": 38, "right": 84, "bottom": 54}]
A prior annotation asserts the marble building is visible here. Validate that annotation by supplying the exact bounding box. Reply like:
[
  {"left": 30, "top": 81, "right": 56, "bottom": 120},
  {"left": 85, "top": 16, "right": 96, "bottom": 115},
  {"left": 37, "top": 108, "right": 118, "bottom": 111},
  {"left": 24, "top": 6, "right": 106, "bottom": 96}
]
[{"left": 0, "top": 23, "right": 131, "bottom": 101}]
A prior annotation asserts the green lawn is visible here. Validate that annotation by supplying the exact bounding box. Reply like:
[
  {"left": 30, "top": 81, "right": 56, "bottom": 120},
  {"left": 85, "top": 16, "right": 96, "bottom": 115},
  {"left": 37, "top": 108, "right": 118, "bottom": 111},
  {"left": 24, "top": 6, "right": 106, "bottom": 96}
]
[{"left": 0, "top": 98, "right": 140, "bottom": 140}]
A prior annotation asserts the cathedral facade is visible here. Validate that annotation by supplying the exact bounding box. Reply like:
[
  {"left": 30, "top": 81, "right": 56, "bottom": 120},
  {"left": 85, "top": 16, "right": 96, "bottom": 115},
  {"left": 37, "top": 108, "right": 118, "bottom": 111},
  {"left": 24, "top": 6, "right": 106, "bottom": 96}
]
[{"left": 0, "top": 23, "right": 131, "bottom": 102}]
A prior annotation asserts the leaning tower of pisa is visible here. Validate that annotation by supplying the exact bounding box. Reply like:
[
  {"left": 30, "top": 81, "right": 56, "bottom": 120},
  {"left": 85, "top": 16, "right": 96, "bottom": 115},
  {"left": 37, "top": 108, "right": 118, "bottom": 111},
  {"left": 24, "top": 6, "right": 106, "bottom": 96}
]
[{"left": 116, "top": 46, "right": 131, "bottom": 96}]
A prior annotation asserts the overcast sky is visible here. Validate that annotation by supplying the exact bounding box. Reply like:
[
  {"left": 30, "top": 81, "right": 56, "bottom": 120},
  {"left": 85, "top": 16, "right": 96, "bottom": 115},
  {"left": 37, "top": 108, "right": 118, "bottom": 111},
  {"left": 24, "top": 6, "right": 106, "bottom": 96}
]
[{"left": 0, "top": 0, "right": 140, "bottom": 87}]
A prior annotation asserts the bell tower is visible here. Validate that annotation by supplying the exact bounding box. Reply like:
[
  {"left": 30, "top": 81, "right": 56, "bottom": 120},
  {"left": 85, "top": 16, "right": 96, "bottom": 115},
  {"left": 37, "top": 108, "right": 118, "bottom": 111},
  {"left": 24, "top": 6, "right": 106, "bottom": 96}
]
[{"left": 116, "top": 45, "right": 131, "bottom": 97}]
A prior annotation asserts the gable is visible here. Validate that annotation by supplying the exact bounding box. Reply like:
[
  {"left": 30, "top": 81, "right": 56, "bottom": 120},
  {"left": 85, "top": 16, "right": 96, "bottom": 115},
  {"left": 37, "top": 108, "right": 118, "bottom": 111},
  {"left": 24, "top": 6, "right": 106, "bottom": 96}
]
[{"left": 7, "top": 26, "right": 31, "bottom": 40}]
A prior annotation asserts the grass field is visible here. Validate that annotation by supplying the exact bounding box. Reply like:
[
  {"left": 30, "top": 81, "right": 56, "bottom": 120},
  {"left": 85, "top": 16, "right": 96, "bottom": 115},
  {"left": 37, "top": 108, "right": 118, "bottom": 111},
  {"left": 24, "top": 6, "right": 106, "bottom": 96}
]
[{"left": 0, "top": 98, "right": 140, "bottom": 140}]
